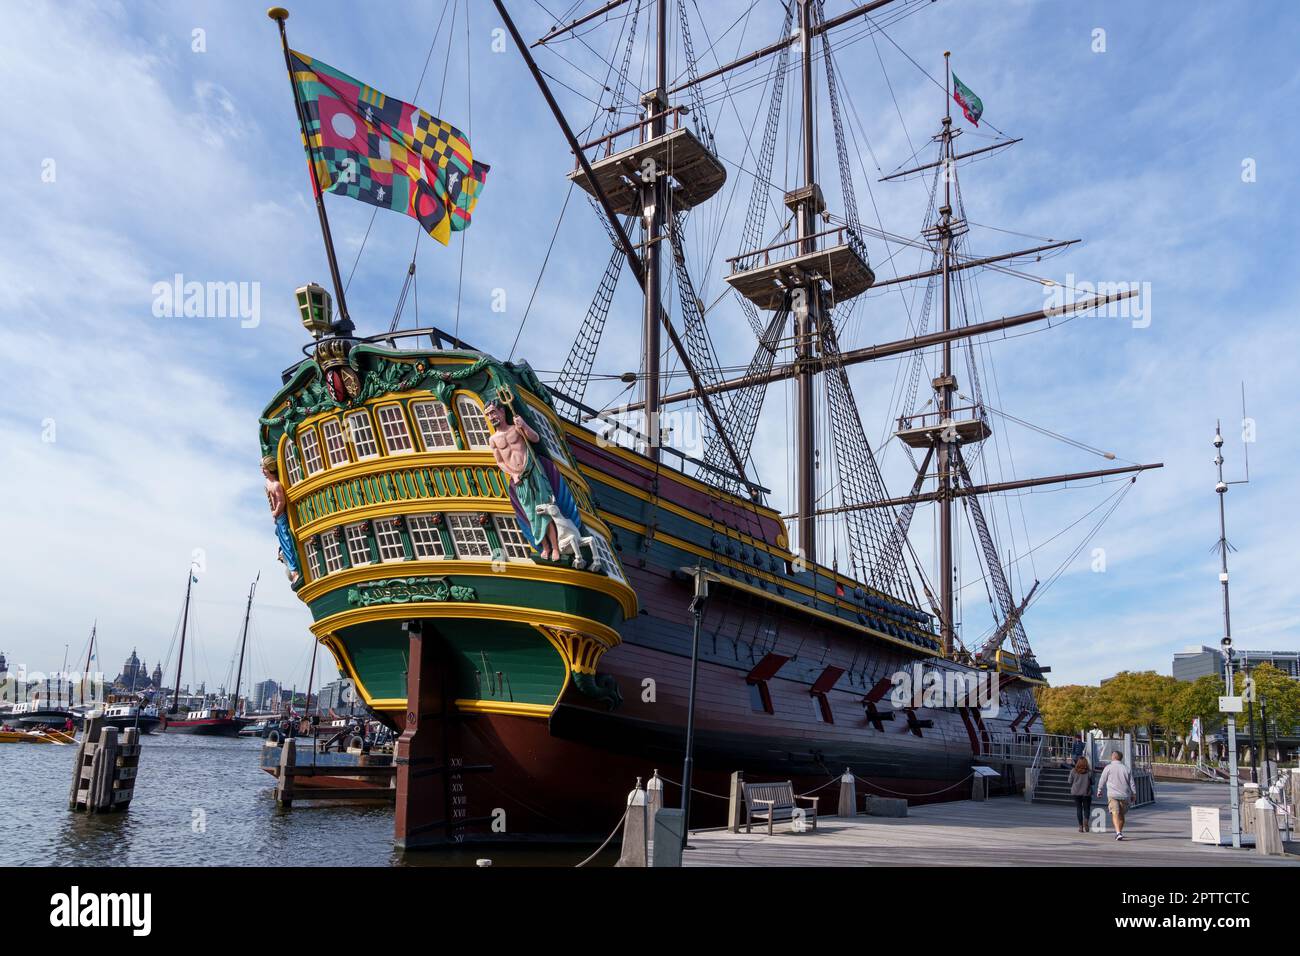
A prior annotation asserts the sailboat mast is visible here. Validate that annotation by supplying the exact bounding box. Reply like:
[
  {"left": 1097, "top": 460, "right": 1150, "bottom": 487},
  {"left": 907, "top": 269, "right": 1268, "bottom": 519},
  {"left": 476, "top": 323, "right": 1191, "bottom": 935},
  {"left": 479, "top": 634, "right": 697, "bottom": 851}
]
[
  {"left": 232, "top": 575, "right": 258, "bottom": 717},
  {"left": 641, "top": 0, "right": 668, "bottom": 459},
  {"left": 81, "top": 621, "right": 95, "bottom": 707},
  {"left": 172, "top": 568, "right": 194, "bottom": 714},
  {"left": 793, "top": 0, "right": 821, "bottom": 563},
  {"left": 937, "top": 51, "right": 956, "bottom": 657}
]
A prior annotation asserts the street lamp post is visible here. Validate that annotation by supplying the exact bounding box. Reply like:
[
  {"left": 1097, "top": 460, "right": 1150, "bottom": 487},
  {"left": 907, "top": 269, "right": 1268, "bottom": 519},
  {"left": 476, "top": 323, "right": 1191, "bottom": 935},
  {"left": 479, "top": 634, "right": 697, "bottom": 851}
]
[{"left": 680, "top": 567, "right": 709, "bottom": 849}]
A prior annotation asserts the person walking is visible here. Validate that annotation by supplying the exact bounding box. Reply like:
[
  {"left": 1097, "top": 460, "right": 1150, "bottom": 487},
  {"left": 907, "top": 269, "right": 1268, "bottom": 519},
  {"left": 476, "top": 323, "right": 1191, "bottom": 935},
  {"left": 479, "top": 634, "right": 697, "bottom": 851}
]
[
  {"left": 1096, "top": 750, "right": 1137, "bottom": 840},
  {"left": 1069, "top": 757, "right": 1092, "bottom": 831}
]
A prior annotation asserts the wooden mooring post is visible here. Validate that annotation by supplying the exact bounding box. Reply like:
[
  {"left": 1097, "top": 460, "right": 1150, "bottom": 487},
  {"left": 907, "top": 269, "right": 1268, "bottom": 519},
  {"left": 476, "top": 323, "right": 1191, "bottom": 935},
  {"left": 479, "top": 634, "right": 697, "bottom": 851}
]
[{"left": 69, "top": 717, "right": 141, "bottom": 813}]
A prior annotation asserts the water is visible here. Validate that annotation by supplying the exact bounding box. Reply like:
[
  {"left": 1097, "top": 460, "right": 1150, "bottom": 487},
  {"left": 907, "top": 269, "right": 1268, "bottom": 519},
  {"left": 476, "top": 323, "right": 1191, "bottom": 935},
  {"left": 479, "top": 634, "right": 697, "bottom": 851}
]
[{"left": 0, "top": 734, "right": 613, "bottom": 867}]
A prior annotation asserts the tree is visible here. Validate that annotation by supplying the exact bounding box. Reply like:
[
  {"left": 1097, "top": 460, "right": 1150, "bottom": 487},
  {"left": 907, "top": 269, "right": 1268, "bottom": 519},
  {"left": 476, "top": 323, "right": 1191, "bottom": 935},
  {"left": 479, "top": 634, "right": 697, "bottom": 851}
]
[
  {"left": 1164, "top": 675, "right": 1222, "bottom": 762},
  {"left": 1094, "top": 671, "right": 1174, "bottom": 744},
  {"left": 1036, "top": 684, "right": 1096, "bottom": 735},
  {"left": 1236, "top": 663, "right": 1300, "bottom": 760}
]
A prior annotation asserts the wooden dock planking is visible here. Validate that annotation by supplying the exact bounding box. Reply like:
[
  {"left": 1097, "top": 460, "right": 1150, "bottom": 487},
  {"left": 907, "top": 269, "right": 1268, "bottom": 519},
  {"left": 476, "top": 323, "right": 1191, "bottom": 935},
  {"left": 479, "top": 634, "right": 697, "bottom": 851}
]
[{"left": 681, "top": 783, "right": 1299, "bottom": 867}]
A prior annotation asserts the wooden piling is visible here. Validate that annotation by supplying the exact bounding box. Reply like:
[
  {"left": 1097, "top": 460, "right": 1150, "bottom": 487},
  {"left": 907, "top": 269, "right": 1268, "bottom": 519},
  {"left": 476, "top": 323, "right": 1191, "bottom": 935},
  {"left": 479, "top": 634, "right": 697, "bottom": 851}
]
[
  {"left": 276, "top": 737, "right": 297, "bottom": 807},
  {"left": 70, "top": 718, "right": 140, "bottom": 813}
]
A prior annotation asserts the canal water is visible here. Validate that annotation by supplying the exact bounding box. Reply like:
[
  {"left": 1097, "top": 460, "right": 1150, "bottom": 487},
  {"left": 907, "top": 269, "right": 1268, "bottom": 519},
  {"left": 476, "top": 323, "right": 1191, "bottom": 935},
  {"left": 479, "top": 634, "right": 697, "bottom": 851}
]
[{"left": 0, "top": 734, "right": 615, "bottom": 867}]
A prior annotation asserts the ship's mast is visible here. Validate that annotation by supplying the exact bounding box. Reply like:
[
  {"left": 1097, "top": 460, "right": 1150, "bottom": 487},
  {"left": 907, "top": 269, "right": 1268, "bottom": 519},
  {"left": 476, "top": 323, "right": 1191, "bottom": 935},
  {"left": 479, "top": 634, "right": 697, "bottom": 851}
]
[
  {"left": 793, "top": 0, "right": 821, "bottom": 563},
  {"left": 171, "top": 568, "right": 194, "bottom": 714},
  {"left": 937, "top": 51, "right": 956, "bottom": 656},
  {"left": 641, "top": 0, "right": 668, "bottom": 460},
  {"left": 232, "top": 574, "right": 258, "bottom": 717},
  {"left": 81, "top": 621, "right": 96, "bottom": 707}
]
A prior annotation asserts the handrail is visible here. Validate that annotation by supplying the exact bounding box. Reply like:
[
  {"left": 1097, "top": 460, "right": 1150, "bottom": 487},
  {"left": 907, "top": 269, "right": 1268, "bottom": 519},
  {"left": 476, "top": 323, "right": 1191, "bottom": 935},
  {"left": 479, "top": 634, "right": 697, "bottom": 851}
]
[
  {"left": 727, "top": 225, "right": 867, "bottom": 272},
  {"left": 577, "top": 105, "right": 690, "bottom": 154}
]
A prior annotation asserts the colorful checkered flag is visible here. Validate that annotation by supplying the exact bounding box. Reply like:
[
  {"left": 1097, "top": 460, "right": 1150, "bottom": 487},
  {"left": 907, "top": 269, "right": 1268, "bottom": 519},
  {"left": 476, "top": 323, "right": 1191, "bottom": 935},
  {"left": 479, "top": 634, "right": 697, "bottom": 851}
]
[{"left": 289, "top": 50, "right": 489, "bottom": 244}]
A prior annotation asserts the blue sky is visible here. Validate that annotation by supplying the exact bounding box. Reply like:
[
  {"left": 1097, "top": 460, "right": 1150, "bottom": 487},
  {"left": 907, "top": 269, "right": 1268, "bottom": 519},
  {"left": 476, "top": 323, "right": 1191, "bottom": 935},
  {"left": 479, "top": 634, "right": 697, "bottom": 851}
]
[{"left": 1, "top": 0, "right": 1296, "bottom": 693}]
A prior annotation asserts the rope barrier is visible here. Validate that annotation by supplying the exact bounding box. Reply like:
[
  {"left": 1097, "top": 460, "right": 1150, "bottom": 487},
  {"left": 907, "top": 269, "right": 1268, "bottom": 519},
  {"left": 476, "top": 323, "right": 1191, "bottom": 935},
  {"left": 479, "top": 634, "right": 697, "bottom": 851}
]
[
  {"left": 574, "top": 804, "right": 630, "bottom": 868},
  {"left": 853, "top": 771, "right": 975, "bottom": 799}
]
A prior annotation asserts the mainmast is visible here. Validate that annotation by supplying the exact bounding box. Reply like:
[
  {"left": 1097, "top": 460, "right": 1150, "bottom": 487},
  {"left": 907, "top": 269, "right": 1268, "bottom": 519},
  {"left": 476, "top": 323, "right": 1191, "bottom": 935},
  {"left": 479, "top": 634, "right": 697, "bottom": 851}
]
[
  {"left": 793, "top": 0, "right": 822, "bottom": 563},
  {"left": 641, "top": 0, "right": 668, "bottom": 460},
  {"left": 171, "top": 567, "right": 194, "bottom": 714},
  {"left": 232, "top": 574, "right": 258, "bottom": 717},
  {"left": 80, "top": 621, "right": 96, "bottom": 708},
  {"left": 937, "top": 51, "right": 957, "bottom": 656}
]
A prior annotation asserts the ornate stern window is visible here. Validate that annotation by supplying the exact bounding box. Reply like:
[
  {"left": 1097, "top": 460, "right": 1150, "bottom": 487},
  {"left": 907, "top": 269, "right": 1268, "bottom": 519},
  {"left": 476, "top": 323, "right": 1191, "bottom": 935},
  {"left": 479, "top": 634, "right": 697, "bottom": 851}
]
[
  {"left": 344, "top": 410, "right": 379, "bottom": 460},
  {"left": 376, "top": 404, "right": 414, "bottom": 454},
  {"left": 410, "top": 400, "right": 457, "bottom": 451},
  {"left": 455, "top": 395, "right": 493, "bottom": 450},
  {"left": 344, "top": 522, "right": 373, "bottom": 566},
  {"left": 298, "top": 427, "right": 324, "bottom": 476},
  {"left": 587, "top": 533, "right": 625, "bottom": 583},
  {"left": 303, "top": 537, "right": 322, "bottom": 582},
  {"left": 446, "top": 513, "right": 493, "bottom": 558},
  {"left": 493, "top": 515, "right": 534, "bottom": 561},
  {"left": 283, "top": 441, "right": 303, "bottom": 486},
  {"left": 406, "top": 514, "right": 448, "bottom": 560},
  {"left": 374, "top": 518, "right": 407, "bottom": 562},
  {"left": 527, "top": 409, "right": 570, "bottom": 465},
  {"left": 320, "top": 529, "right": 345, "bottom": 574},
  {"left": 320, "top": 418, "right": 350, "bottom": 467}
]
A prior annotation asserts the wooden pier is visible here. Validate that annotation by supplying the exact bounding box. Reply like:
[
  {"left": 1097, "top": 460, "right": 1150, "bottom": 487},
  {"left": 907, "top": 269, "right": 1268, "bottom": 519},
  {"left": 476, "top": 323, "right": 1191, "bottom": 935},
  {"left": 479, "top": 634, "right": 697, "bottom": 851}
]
[
  {"left": 681, "top": 783, "right": 1299, "bottom": 867},
  {"left": 266, "top": 738, "right": 396, "bottom": 808}
]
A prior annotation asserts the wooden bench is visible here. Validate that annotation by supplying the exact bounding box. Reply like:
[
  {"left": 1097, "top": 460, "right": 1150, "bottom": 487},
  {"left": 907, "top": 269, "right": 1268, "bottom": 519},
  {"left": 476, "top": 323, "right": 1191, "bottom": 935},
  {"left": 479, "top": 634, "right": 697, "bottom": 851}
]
[{"left": 743, "top": 780, "right": 818, "bottom": 834}]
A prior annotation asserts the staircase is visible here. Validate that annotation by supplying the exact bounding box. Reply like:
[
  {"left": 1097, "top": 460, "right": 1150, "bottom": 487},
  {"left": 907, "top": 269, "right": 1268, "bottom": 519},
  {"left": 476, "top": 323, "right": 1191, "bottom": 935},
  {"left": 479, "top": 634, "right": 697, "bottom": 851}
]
[
  {"left": 1031, "top": 767, "right": 1079, "bottom": 806},
  {"left": 1031, "top": 766, "right": 1157, "bottom": 808}
]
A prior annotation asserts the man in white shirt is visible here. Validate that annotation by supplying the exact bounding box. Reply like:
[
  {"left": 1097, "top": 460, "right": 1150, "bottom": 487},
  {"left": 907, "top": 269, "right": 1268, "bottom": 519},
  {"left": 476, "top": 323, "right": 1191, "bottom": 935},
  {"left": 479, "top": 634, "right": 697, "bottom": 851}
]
[{"left": 1096, "top": 751, "right": 1137, "bottom": 840}]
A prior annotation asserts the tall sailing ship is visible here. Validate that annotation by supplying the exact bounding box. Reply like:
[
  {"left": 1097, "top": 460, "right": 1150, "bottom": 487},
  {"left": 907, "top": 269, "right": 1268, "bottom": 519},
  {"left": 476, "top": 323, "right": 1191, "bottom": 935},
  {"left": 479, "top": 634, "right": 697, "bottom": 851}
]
[{"left": 256, "top": 1, "right": 1159, "bottom": 845}]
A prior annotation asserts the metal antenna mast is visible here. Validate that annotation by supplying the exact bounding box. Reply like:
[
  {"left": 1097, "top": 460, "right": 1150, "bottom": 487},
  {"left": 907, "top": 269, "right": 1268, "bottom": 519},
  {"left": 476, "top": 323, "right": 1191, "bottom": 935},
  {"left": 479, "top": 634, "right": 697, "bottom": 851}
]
[{"left": 1214, "top": 421, "right": 1243, "bottom": 848}]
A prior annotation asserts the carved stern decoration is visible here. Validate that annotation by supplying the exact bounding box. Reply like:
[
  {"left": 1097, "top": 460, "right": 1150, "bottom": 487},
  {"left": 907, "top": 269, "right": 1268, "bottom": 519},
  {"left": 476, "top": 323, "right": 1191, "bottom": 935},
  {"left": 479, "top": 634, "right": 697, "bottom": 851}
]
[{"left": 258, "top": 343, "right": 637, "bottom": 728}]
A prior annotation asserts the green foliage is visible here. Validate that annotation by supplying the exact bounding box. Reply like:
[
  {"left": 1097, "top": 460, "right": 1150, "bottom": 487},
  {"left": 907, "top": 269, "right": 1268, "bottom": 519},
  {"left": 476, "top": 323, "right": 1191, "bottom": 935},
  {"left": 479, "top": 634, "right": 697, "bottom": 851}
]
[
  {"left": 1165, "top": 675, "right": 1222, "bottom": 736},
  {"left": 1036, "top": 683, "right": 1096, "bottom": 734},
  {"left": 1236, "top": 663, "right": 1300, "bottom": 736}
]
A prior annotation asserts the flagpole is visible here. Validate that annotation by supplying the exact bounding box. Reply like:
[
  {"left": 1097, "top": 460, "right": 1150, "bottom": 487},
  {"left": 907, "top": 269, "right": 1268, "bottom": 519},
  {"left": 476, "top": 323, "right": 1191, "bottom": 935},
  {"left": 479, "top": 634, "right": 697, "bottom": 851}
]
[{"left": 268, "top": 6, "right": 354, "bottom": 334}]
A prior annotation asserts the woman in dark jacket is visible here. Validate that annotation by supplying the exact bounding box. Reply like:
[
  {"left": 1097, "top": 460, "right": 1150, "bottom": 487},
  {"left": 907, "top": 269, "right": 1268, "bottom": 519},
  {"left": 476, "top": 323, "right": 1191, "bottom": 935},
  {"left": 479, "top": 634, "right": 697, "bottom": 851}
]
[{"left": 1070, "top": 757, "right": 1092, "bottom": 832}]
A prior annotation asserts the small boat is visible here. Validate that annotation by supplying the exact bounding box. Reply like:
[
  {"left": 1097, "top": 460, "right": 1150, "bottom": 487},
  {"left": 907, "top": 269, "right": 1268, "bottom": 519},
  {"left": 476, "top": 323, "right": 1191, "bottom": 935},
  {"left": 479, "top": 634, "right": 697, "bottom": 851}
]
[
  {"left": 238, "top": 717, "right": 274, "bottom": 738},
  {"left": 0, "top": 727, "right": 75, "bottom": 745},
  {"left": 7, "top": 700, "right": 75, "bottom": 729},
  {"left": 161, "top": 573, "right": 258, "bottom": 738},
  {"left": 159, "top": 707, "right": 243, "bottom": 737},
  {"left": 98, "top": 701, "right": 162, "bottom": 735}
]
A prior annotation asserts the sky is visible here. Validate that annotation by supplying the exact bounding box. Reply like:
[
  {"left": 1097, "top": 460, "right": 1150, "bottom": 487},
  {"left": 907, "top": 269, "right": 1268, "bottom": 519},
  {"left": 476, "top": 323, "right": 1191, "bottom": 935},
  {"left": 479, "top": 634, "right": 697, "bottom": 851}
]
[{"left": 0, "top": 0, "right": 1296, "bottom": 693}]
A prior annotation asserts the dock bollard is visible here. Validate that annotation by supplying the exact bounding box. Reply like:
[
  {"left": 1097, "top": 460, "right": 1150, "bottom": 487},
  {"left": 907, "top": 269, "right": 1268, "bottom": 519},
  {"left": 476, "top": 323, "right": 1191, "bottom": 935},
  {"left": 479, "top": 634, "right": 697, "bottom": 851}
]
[
  {"left": 645, "top": 771, "right": 664, "bottom": 863},
  {"left": 727, "top": 771, "right": 745, "bottom": 833},
  {"left": 838, "top": 768, "right": 856, "bottom": 817},
  {"left": 1254, "top": 799, "right": 1284, "bottom": 857},
  {"left": 1241, "top": 783, "right": 1259, "bottom": 834},
  {"left": 615, "top": 778, "right": 648, "bottom": 867}
]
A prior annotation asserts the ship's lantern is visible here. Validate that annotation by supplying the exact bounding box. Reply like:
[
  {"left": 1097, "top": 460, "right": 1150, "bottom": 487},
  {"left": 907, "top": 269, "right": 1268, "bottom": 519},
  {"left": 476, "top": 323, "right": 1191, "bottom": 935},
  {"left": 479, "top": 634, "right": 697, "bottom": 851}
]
[{"left": 296, "top": 283, "right": 333, "bottom": 338}]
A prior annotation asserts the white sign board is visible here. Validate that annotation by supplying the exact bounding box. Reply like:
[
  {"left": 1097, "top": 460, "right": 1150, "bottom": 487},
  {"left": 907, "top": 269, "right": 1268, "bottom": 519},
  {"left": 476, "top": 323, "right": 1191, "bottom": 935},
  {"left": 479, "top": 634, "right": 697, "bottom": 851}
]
[
  {"left": 1219, "top": 696, "right": 1243, "bottom": 713},
  {"left": 1191, "top": 806, "right": 1221, "bottom": 845},
  {"left": 972, "top": 766, "right": 1000, "bottom": 777}
]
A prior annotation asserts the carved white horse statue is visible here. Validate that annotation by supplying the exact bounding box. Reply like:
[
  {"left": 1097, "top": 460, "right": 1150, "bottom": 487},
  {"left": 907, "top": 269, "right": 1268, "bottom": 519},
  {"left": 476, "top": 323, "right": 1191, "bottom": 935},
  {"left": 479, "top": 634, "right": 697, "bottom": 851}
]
[{"left": 535, "top": 499, "right": 602, "bottom": 572}]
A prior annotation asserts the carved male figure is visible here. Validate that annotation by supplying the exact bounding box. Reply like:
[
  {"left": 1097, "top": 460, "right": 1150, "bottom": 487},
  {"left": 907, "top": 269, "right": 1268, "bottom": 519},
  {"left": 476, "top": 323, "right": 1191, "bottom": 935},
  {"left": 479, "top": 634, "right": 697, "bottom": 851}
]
[
  {"left": 262, "top": 455, "right": 301, "bottom": 587},
  {"left": 484, "top": 400, "right": 560, "bottom": 560}
]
